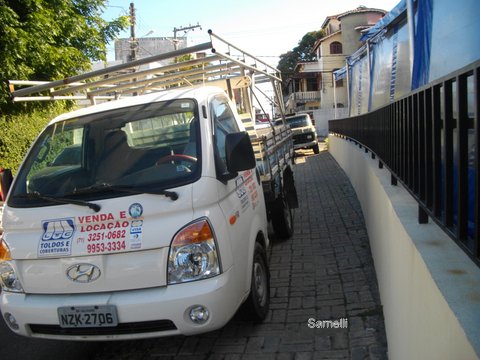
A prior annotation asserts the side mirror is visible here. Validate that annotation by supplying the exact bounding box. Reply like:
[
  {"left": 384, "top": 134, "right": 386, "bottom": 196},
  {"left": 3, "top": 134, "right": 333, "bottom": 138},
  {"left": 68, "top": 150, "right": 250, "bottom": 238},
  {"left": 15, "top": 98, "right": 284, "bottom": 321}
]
[
  {"left": 225, "top": 132, "right": 256, "bottom": 173},
  {"left": 0, "top": 169, "right": 13, "bottom": 202}
]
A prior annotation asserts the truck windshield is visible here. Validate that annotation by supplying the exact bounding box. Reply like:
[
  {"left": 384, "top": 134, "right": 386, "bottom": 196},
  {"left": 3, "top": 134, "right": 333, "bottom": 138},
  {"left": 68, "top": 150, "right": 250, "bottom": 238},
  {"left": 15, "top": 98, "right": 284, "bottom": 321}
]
[
  {"left": 9, "top": 99, "right": 200, "bottom": 207},
  {"left": 285, "top": 115, "right": 311, "bottom": 129}
]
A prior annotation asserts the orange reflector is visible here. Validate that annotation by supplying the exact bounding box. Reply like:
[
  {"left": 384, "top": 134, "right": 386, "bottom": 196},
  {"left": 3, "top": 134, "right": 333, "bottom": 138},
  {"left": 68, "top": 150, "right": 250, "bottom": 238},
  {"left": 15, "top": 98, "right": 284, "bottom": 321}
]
[
  {"left": 172, "top": 219, "right": 214, "bottom": 246},
  {"left": 0, "top": 239, "right": 12, "bottom": 261},
  {"left": 229, "top": 215, "right": 237, "bottom": 225}
]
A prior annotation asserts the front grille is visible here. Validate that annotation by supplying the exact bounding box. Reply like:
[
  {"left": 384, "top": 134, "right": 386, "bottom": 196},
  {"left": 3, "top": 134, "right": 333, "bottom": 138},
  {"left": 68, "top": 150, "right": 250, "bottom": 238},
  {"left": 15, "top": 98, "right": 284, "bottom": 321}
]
[
  {"left": 29, "top": 320, "right": 177, "bottom": 336},
  {"left": 293, "top": 132, "right": 315, "bottom": 145}
]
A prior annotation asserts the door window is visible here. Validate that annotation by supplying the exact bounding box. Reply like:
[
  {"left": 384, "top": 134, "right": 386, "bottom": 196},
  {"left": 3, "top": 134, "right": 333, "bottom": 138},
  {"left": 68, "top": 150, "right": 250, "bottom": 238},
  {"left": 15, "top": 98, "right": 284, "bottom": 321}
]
[{"left": 211, "top": 96, "right": 240, "bottom": 175}]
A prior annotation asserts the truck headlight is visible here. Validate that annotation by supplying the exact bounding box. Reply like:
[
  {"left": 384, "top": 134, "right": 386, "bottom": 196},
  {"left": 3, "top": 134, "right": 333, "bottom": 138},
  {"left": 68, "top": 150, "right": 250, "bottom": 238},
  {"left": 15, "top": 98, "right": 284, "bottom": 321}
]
[
  {"left": 0, "top": 239, "right": 24, "bottom": 293},
  {"left": 168, "top": 218, "right": 220, "bottom": 284}
]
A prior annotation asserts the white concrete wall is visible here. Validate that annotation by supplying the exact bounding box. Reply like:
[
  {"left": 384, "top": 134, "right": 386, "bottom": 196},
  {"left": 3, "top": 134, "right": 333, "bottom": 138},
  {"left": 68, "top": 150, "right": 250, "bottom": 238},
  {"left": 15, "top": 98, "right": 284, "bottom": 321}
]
[
  {"left": 312, "top": 109, "right": 349, "bottom": 138},
  {"left": 329, "top": 136, "right": 480, "bottom": 360}
]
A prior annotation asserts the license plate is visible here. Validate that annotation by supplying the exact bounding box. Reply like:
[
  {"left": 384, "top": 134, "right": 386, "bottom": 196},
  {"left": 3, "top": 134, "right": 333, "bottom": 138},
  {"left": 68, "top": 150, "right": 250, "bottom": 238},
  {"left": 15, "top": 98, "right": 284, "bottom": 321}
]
[{"left": 58, "top": 305, "right": 118, "bottom": 328}]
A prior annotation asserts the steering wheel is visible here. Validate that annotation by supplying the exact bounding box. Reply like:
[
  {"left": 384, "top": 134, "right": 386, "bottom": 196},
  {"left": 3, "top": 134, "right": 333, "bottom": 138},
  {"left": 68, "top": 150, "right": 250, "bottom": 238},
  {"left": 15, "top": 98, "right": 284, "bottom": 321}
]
[{"left": 156, "top": 154, "right": 197, "bottom": 166}]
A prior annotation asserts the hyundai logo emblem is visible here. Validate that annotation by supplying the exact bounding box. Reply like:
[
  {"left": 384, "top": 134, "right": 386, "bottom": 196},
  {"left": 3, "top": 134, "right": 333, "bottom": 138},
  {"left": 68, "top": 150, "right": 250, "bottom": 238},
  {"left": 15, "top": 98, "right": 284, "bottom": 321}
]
[{"left": 66, "top": 264, "right": 101, "bottom": 283}]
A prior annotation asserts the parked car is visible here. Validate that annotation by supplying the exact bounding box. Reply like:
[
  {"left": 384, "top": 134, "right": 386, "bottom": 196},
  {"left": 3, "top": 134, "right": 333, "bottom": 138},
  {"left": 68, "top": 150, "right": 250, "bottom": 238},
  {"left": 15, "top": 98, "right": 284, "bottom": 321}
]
[{"left": 277, "top": 113, "right": 319, "bottom": 154}]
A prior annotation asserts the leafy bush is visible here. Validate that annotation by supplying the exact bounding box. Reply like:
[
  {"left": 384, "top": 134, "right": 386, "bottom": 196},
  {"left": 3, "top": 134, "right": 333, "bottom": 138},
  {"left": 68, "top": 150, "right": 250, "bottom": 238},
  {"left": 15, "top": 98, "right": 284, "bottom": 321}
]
[
  {"left": 0, "top": 0, "right": 129, "bottom": 173},
  {"left": 0, "top": 104, "right": 70, "bottom": 173},
  {"left": 0, "top": 0, "right": 129, "bottom": 112}
]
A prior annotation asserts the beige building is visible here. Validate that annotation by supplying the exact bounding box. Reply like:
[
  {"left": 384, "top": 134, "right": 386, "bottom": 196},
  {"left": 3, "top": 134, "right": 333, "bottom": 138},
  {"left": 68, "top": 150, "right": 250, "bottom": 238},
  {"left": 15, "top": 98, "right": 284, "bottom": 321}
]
[
  {"left": 314, "top": 6, "right": 385, "bottom": 111},
  {"left": 285, "top": 61, "right": 322, "bottom": 114},
  {"left": 286, "top": 6, "right": 386, "bottom": 117}
]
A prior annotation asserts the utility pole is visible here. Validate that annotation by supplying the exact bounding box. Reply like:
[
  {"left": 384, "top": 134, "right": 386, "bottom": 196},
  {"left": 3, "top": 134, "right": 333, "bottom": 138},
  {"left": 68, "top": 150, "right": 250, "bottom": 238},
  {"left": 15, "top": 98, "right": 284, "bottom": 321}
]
[
  {"left": 129, "top": 2, "right": 136, "bottom": 62},
  {"left": 173, "top": 23, "right": 202, "bottom": 51}
]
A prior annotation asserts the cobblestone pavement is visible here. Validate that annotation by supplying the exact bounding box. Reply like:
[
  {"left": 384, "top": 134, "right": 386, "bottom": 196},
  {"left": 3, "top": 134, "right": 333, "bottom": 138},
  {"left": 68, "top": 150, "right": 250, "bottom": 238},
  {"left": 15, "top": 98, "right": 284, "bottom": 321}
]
[{"left": 94, "top": 149, "right": 388, "bottom": 360}]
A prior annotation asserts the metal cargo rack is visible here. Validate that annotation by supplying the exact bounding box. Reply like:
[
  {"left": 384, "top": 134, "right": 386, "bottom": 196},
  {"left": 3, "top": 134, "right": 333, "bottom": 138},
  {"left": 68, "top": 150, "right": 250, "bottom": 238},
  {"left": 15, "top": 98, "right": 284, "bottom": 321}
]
[{"left": 8, "top": 30, "right": 285, "bottom": 115}]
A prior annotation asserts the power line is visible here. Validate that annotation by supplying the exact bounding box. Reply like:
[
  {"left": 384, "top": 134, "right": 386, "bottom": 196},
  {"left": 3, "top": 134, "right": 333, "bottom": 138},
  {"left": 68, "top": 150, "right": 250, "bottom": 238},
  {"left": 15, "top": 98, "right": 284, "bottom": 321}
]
[{"left": 173, "top": 23, "right": 202, "bottom": 50}]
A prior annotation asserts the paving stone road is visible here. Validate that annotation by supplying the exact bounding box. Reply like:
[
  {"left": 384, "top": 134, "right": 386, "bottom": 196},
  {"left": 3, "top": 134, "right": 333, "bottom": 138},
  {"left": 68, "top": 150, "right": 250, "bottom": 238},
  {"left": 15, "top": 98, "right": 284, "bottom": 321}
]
[{"left": 91, "top": 149, "right": 388, "bottom": 360}]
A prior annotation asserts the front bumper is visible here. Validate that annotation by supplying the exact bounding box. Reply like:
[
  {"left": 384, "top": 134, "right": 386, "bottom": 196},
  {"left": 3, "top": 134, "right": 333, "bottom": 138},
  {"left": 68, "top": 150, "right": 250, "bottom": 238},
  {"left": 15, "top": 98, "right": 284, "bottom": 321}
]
[
  {"left": 0, "top": 267, "right": 242, "bottom": 341},
  {"left": 292, "top": 131, "right": 318, "bottom": 150},
  {"left": 293, "top": 140, "right": 318, "bottom": 150}
]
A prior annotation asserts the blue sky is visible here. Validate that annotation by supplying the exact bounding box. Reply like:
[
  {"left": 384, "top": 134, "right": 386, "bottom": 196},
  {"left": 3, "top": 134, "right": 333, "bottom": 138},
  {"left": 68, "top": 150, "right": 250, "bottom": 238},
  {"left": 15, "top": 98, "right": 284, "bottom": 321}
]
[{"left": 102, "top": 0, "right": 400, "bottom": 66}]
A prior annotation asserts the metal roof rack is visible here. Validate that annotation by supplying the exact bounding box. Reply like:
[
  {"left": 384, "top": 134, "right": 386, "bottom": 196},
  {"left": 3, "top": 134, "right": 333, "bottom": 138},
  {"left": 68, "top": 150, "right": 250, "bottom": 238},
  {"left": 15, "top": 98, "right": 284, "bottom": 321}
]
[{"left": 8, "top": 30, "right": 285, "bottom": 116}]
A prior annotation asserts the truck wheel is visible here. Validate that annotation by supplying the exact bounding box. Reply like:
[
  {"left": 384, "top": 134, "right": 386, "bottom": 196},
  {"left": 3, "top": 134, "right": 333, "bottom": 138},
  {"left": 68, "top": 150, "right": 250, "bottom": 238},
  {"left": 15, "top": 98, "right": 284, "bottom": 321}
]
[
  {"left": 313, "top": 144, "right": 320, "bottom": 154},
  {"left": 272, "top": 195, "right": 293, "bottom": 239},
  {"left": 242, "top": 243, "right": 270, "bottom": 321}
]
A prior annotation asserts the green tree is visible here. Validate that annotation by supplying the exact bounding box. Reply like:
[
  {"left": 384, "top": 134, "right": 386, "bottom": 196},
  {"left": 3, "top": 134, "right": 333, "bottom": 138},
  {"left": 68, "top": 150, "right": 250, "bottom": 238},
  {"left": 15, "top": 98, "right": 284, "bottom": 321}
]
[
  {"left": 0, "top": 0, "right": 129, "bottom": 112},
  {"left": 277, "top": 30, "right": 325, "bottom": 89},
  {"left": 0, "top": 0, "right": 129, "bottom": 173}
]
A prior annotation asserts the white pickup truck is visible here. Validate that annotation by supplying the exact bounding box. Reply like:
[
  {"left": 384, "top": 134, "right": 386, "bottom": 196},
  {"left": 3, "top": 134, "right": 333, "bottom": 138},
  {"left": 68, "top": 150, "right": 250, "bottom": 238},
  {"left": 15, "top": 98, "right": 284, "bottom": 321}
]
[
  {"left": 0, "top": 31, "right": 297, "bottom": 340},
  {"left": 284, "top": 113, "right": 320, "bottom": 154}
]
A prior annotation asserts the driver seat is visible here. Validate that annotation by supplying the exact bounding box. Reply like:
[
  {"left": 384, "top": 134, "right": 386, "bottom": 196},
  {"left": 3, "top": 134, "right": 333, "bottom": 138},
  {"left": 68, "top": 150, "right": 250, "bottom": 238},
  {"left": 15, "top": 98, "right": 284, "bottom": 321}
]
[{"left": 96, "top": 130, "right": 132, "bottom": 182}]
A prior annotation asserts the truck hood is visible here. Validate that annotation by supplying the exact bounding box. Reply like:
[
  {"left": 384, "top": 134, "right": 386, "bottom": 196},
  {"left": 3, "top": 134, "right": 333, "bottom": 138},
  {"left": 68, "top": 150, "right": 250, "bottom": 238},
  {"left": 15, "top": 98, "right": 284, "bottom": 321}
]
[
  {"left": 290, "top": 125, "right": 316, "bottom": 135},
  {"left": 1, "top": 185, "right": 195, "bottom": 294}
]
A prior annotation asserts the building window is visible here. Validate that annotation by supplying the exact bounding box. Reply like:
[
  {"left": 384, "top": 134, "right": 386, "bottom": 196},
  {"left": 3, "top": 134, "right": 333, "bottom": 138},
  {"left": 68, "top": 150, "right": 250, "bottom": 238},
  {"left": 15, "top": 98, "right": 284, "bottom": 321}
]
[
  {"left": 306, "top": 77, "right": 318, "bottom": 91},
  {"left": 330, "top": 41, "right": 343, "bottom": 54}
]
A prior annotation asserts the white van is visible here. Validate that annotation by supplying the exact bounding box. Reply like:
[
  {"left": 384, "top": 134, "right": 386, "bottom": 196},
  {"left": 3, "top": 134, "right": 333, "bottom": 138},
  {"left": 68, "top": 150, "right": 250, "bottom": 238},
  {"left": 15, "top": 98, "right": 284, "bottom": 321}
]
[
  {"left": 1, "top": 33, "right": 298, "bottom": 340},
  {"left": 0, "top": 87, "right": 274, "bottom": 340}
]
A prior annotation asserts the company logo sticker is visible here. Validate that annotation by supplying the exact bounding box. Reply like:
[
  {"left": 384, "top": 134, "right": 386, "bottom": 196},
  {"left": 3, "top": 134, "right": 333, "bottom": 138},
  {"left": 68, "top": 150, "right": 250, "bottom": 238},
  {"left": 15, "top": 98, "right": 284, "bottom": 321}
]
[
  {"left": 130, "top": 219, "right": 143, "bottom": 234},
  {"left": 129, "top": 219, "right": 143, "bottom": 250},
  {"left": 38, "top": 218, "right": 75, "bottom": 257},
  {"left": 42, "top": 218, "right": 75, "bottom": 240},
  {"left": 128, "top": 203, "right": 143, "bottom": 219},
  {"left": 130, "top": 232, "right": 142, "bottom": 250}
]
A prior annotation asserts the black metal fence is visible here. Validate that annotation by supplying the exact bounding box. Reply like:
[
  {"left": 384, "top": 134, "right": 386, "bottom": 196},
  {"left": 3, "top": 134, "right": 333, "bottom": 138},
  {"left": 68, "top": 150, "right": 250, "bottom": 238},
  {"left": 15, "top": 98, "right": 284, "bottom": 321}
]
[{"left": 329, "top": 60, "right": 480, "bottom": 267}]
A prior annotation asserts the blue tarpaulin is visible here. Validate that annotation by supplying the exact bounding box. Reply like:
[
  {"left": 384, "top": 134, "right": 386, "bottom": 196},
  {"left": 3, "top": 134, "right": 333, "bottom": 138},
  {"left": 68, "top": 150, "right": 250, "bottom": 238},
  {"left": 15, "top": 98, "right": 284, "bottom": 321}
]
[
  {"left": 342, "top": 0, "right": 479, "bottom": 113},
  {"left": 359, "top": 0, "right": 406, "bottom": 42},
  {"left": 333, "top": 67, "right": 347, "bottom": 80},
  {"left": 411, "top": 0, "right": 433, "bottom": 89}
]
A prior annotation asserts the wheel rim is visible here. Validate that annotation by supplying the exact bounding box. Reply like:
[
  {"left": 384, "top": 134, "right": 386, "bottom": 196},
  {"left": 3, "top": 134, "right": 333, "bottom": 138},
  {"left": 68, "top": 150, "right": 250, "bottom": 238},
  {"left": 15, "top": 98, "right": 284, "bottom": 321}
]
[{"left": 253, "top": 261, "right": 267, "bottom": 307}]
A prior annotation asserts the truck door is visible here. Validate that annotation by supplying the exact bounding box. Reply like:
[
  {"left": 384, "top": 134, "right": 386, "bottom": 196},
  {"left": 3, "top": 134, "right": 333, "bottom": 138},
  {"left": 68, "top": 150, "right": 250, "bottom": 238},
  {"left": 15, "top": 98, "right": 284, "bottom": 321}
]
[{"left": 211, "top": 95, "right": 256, "bottom": 292}]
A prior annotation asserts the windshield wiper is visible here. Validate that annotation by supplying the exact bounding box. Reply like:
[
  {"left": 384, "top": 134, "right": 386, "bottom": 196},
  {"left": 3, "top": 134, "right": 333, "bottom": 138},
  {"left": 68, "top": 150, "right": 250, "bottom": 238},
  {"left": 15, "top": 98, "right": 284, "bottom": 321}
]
[
  {"left": 14, "top": 192, "right": 101, "bottom": 212},
  {"left": 73, "top": 183, "right": 179, "bottom": 201}
]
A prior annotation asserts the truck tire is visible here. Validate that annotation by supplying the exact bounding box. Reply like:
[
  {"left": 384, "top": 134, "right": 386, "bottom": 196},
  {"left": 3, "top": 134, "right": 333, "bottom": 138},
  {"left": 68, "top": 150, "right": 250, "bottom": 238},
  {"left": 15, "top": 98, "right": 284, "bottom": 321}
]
[
  {"left": 271, "top": 194, "right": 293, "bottom": 239},
  {"left": 313, "top": 143, "right": 320, "bottom": 154},
  {"left": 242, "top": 242, "right": 270, "bottom": 321}
]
